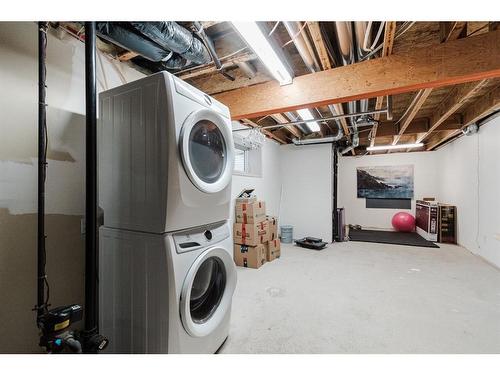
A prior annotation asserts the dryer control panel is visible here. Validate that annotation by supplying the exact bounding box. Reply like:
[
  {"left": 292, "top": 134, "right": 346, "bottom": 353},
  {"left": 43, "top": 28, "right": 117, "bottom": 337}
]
[{"left": 173, "top": 222, "right": 230, "bottom": 254}]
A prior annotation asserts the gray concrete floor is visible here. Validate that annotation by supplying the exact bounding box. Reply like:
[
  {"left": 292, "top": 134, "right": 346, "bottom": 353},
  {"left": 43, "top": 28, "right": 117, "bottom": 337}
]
[{"left": 220, "top": 241, "right": 500, "bottom": 353}]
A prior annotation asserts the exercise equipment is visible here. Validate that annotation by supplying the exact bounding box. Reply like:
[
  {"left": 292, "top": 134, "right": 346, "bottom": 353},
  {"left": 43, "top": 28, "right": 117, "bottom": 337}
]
[
  {"left": 391, "top": 212, "right": 415, "bottom": 232},
  {"left": 295, "top": 237, "right": 328, "bottom": 250}
]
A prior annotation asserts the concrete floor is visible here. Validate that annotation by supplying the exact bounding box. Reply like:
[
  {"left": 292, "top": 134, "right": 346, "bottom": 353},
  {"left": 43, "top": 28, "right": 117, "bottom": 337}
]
[{"left": 220, "top": 241, "right": 500, "bottom": 353}]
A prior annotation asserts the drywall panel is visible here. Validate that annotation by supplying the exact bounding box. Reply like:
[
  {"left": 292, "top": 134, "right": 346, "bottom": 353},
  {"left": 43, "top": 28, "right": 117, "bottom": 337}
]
[
  {"left": 0, "top": 22, "right": 145, "bottom": 353},
  {"left": 338, "top": 151, "right": 440, "bottom": 230},
  {"left": 435, "top": 134, "right": 479, "bottom": 254},
  {"left": 437, "top": 116, "right": 500, "bottom": 268},
  {"left": 279, "top": 144, "right": 332, "bottom": 241}
]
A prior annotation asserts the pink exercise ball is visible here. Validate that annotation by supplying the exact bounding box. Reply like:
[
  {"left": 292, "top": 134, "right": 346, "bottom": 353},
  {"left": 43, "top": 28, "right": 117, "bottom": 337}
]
[{"left": 391, "top": 212, "right": 415, "bottom": 232}]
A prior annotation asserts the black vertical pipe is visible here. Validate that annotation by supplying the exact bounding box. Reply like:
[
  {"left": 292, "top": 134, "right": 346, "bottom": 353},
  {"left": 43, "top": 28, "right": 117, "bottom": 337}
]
[
  {"left": 84, "top": 21, "right": 98, "bottom": 339},
  {"left": 36, "top": 22, "right": 48, "bottom": 321},
  {"left": 332, "top": 144, "right": 338, "bottom": 242}
]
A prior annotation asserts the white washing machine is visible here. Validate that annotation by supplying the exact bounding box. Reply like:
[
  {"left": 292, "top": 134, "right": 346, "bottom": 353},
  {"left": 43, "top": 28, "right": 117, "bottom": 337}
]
[
  {"left": 99, "top": 220, "right": 236, "bottom": 353},
  {"left": 99, "top": 71, "right": 235, "bottom": 233}
]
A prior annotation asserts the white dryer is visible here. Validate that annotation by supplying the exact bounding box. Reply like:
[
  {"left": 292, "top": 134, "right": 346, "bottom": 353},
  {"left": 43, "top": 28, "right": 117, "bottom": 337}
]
[
  {"left": 99, "top": 71, "right": 235, "bottom": 233},
  {"left": 99, "top": 220, "right": 237, "bottom": 353}
]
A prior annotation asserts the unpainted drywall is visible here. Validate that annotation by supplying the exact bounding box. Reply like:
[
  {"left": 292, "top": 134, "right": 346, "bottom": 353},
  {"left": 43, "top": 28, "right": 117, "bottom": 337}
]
[{"left": 0, "top": 22, "right": 144, "bottom": 353}]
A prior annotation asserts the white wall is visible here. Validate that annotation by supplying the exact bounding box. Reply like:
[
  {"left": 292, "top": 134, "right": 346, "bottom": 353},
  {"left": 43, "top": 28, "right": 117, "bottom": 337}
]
[
  {"left": 434, "top": 134, "right": 479, "bottom": 254},
  {"left": 279, "top": 144, "right": 332, "bottom": 241},
  {"left": 338, "top": 151, "right": 441, "bottom": 230},
  {"left": 230, "top": 138, "right": 283, "bottom": 222},
  {"left": 437, "top": 116, "right": 500, "bottom": 268}
]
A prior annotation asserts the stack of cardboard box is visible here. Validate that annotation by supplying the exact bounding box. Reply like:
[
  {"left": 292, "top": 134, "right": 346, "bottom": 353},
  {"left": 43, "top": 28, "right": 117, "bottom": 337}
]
[{"left": 233, "top": 195, "right": 281, "bottom": 269}]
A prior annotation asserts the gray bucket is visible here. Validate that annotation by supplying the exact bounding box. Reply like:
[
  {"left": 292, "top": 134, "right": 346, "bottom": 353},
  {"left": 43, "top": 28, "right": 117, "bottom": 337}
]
[{"left": 280, "top": 225, "right": 293, "bottom": 243}]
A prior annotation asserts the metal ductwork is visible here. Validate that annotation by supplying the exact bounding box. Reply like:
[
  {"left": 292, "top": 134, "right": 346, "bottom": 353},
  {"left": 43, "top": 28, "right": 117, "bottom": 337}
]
[
  {"left": 292, "top": 123, "right": 344, "bottom": 146},
  {"left": 192, "top": 22, "right": 235, "bottom": 81},
  {"left": 340, "top": 132, "right": 360, "bottom": 155},
  {"left": 96, "top": 22, "right": 212, "bottom": 70}
]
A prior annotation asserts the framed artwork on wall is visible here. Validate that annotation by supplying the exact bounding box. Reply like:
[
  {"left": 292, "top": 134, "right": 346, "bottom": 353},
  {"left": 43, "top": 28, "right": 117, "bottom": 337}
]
[{"left": 357, "top": 165, "right": 414, "bottom": 199}]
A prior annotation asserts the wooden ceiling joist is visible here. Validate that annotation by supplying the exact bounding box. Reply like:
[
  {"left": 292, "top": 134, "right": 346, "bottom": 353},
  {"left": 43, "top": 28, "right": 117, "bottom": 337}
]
[
  {"left": 392, "top": 88, "right": 433, "bottom": 145},
  {"left": 440, "top": 22, "right": 458, "bottom": 43},
  {"left": 375, "top": 115, "right": 462, "bottom": 137},
  {"left": 426, "top": 85, "right": 500, "bottom": 150},
  {"left": 416, "top": 79, "right": 489, "bottom": 143},
  {"left": 214, "top": 30, "right": 500, "bottom": 120},
  {"left": 371, "top": 21, "right": 397, "bottom": 148},
  {"left": 270, "top": 113, "right": 302, "bottom": 138},
  {"left": 306, "top": 22, "right": 332, "bottom": 70},
  {"left": 118, "top": 50, "right": 139, "bottom": 61}
]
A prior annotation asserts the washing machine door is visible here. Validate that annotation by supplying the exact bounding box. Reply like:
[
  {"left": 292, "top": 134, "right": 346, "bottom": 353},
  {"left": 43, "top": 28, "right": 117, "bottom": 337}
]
[
  {"left": 180, "top": 108, "right": 235, "bottom": 194},
  {"left": 180, "top": 247, "right": 237, "bottom": 338}
]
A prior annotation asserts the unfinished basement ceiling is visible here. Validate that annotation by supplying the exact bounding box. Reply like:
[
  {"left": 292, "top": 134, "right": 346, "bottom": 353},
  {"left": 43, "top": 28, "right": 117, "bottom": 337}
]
[{"left": 56, "top": 21, "right": 500, "bottom": 155}]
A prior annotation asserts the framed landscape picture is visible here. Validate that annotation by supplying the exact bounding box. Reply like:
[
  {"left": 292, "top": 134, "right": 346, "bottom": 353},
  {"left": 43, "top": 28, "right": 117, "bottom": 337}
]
[{"left": 357, "top": 165, "right": 414, "bottom": 199}]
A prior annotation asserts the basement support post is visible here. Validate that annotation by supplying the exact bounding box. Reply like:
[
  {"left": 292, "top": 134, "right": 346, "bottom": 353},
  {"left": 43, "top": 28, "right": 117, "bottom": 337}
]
[
  {"left": 82, "top": 21, "right": 104, "bottom": 353},
  {"left": 36, "top": 22, "right": 49, "bottom": 323},
  {"left": 332, "top": 144, "right": 339, "bottom": 242}
]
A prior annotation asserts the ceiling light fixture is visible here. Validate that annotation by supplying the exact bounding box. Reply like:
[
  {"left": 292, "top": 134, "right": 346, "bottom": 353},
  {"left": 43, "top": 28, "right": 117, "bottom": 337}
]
[
  {"left": 297, "top": 108, "right": 321, "bottom": 132},
  {"left": 231, "top": 22, "right": 293, "bottom": 85},
  {"left": 366, "top": 143, "right": 424, "bottom": 151}
]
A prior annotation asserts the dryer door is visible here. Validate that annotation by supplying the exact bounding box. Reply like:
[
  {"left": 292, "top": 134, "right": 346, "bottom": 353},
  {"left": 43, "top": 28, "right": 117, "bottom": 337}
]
[
  {"left": 180, "top": 109, "right": 234, "bottom": 193},
  {"left": 180, "top": 247, "right": 237, "bottom": 338}
]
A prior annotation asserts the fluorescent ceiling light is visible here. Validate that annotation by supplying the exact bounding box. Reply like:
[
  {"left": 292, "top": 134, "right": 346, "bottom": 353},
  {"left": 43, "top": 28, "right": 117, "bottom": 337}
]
[
  {"left": 297, "top": 108, "right": 321, "bottom": 132},
  {"left": 231, "top": 22, "right": 293, "bottom": 85},
  {"left": 367, "top": 143, "right": 424, "bottom": 151}
]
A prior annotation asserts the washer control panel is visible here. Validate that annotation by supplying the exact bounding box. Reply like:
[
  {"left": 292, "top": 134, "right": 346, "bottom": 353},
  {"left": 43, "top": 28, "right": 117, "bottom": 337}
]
[{"left": 174, "top": 222, "right": 230, "bottom": 254}]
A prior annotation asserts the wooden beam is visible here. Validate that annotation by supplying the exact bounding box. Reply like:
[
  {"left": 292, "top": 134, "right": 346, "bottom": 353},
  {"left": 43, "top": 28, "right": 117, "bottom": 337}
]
[
  {"left": 306, "top": 22, "right": 331, "bottom": 70},
  {"left": 118, "top": 50, "right": 139, "bottom": 61},
  {"left": 440, "top": 22, "right": 458, "bottom": 43},
  {"left": 426, "top": 85, "right": 500, "bottom": 150},
  {"left": 177, "top": 51, "right": 257, "bottom": 80},
  {"left": 416, "top": 80, "right": 488, "bottom": 143},
  {"left": 270, "top": 113, "right": 302, "bottom": 138},
  {"left": 214, "top": 30, "right": 500, "bottom": 120},
  {"left": 371, "top": 21, "right": 397, "bottom": 148},
  {"left": 392, "top": 88, "right": 433, "bottom": 144},
  {"left": 241, "top": 119, "right": 287, "bottom": 144}
]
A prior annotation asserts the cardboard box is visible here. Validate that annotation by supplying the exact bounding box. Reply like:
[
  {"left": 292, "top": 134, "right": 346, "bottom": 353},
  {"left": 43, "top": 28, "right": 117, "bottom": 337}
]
[
  {"left": 266, "top": 216, "right": 278, "bottom": 241},
  {"left": 236, "top": 196, "right": 257, "bottom": 204},
  {"left": 266, "top": 238, "right": 281, "bottom": 261},
  {"left": 234, "top": 244, "right": 266, "bottom": 269},
  {"left": 235, "top": 200, "right": 266, "bottom": 224},
  {"left": 233, "top": 220, "right": 269, "bottom": 246}
]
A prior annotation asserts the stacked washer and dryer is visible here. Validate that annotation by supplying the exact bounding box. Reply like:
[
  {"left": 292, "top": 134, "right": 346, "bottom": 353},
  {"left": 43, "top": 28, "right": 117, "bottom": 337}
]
[{"left": 98, "top": 72, "right": 237, "bottom": 353}]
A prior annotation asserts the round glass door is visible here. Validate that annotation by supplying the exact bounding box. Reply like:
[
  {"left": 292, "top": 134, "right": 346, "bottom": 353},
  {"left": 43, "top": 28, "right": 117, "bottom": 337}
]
[
  {"left": 188, "top": 120, "right": 226, "bottom": 185},
  {"left": 180, "top": 247, "right": 237, "bottom": 337},
  {"left": 190, "top": 257, "right": 226, "bottom": 324},
  {"left": 180, "top": 109, "right": 234, "bottom": 193}
]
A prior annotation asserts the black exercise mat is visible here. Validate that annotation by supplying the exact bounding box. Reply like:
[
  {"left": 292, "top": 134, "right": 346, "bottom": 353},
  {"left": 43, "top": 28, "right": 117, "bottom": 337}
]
[{"left": 349, "top": 229, "right": 439, "bottom": 248}]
